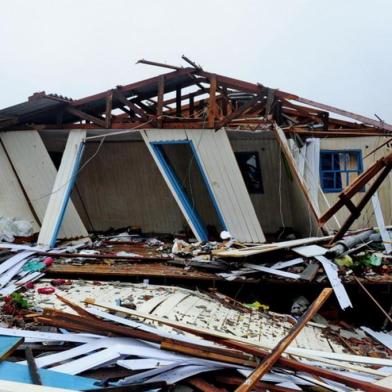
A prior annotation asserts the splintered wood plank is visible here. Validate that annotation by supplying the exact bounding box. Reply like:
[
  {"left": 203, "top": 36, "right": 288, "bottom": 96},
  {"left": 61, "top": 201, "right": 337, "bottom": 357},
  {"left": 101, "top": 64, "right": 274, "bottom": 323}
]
[
  {"left": 1, "top": 131, "right": 87, "bottom": 239},
  {"left": 47, "top": 263, "right": 220, "bottom": 281}
]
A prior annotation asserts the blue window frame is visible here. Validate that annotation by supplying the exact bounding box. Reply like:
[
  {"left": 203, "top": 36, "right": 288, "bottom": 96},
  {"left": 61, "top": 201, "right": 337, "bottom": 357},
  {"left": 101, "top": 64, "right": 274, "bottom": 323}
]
[{"left": 320, "top": 150, "right": 363, "bottom": 193}]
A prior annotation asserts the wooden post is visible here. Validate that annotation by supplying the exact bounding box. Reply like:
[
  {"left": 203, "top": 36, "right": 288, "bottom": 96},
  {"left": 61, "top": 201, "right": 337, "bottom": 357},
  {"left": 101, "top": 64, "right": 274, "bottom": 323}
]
[
  {"left": 208, "top": 74, "right": 217, "bottom": 128},
  {"left": 105, "top": 91, "right": 113, "bottom": 129},
  {"left": 176, "top": 87, "right": 182, "bottom": 118},
  {"left": 157, "top": 75, "right": 165, "bottom": 128},
  {"left": 235, "top": 288, "right": 332, "bottom": 392},
  {"left": 189, "top": 96, "right": 194, "bottom": 118}
]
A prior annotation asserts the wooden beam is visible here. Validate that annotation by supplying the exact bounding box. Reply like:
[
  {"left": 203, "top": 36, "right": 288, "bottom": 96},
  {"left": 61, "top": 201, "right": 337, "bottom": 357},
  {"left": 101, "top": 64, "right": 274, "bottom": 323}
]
[
  {"left": 136, "top": 58, "right": 182, "bottom": 70},
  {"left": 25, "top": 346, "right": 42, "bottom": 385},
  {"left": 319, "top": 151, "right": 392, "bottom": 225},
  {"left": 217, "top": 93, "right": 263, "bottom": 129},
  {"left": 189, "top": 96, "right": 194, "bottom": 118},
  {"left": 208, "top": 74, "right": 217, "bottom": 128},
  {"left": 105, "top": 92, "right": 113, "bottom": 129},
  {"left": 157, "top": 75, "right": 165, "bottom": 128},
  {"left": 176, "top": 88, "right": 182, "bottom": 118},
  {"left": 65, "top": 106, "right": 106, "bottom": 128},
  {"left": 331, "top": 163, "right": 392, "bottom": 242},
  {"left": 235, "top": 288, "right": 332, "bottom": 392},
  {"left": 113, "top": 90, "right": 149, "bottom": 121},
  {"left": 353, "top": 276, "right": 392, "bottom": 325},
  {"left": 295, "top": 96, "right": 392, "bottom": 132}
]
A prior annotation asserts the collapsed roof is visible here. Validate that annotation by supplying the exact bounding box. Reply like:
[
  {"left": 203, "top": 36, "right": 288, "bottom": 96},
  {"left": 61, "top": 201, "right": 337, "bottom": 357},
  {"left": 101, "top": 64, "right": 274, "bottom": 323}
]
[{"left": 1, "top": 58, "right": 391, "bottom": 136}]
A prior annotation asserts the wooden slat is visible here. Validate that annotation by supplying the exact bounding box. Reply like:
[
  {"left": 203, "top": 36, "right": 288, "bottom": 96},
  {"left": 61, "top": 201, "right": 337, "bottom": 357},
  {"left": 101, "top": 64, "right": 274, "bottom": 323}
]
[
  {"left": 208, "top": 75, "right": 217, "bottom": 128},
  {"left": 65, "top": 106, "right": 106, "bottom": 128},
  {"left": 157, "top": 75, "right": 165, "bottom": 128}
]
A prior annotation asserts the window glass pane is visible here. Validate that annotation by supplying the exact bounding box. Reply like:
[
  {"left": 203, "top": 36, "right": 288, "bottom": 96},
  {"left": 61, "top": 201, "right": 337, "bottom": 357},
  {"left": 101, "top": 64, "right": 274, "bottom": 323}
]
[
  {"left": 321, "top": 172, "right": 334, "bottom": 190},
  {"left": 321, "top": 153, "right": 333, "bottom": 170},
  {"left": 235, "top": 151, "right": 264, "bottom": 194},
  {"left": 333, "top": 172, "right": 342, "bottom": 191},
  {"left": 320, "top": 150, "right": 362, "bottom": 192}
]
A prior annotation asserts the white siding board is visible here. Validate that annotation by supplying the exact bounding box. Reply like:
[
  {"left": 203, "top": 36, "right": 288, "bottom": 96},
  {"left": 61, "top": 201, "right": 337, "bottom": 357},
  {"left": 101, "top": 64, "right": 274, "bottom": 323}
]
[
  {"left": 37, "top": 130, "right": 88, "bottom": 246},
  {"left": 199, "top": 129, "right": 265, "bottom": 242},
  {"left": 187, "top": 129, "right": 250, "bottom": 241},
  {"left": 0, "top": 142, "right": 38, "bottom": 229},
  {"left": 214, "top": 129, "right": 264, "bottom": 242},
  {"left": 1, "top": 131, "right": 87, "bottom": 239}
]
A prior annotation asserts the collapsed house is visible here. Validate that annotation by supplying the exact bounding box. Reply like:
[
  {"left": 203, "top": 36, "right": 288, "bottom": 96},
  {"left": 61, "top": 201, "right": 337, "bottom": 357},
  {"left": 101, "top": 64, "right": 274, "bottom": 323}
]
[{"left": 0, "top": 58, "right": 391, "bottom": 391}]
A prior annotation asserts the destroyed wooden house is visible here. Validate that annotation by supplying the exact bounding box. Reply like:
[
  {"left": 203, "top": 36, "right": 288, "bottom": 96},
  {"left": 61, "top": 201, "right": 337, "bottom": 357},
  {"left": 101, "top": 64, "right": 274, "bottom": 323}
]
[
  {"left": 0, "top": 59, "right": 391, "bottom": 245},
  {"left": 0, "top": 58, "right": 391, "bottom": 391}
]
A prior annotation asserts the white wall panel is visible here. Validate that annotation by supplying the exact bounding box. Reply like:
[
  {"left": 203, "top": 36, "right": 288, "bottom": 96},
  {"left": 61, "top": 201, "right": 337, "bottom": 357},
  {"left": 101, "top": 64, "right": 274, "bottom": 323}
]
[
  {"left": 35, "top": 130, "right": 88, "bottom": 246},
  {"left": 142, "top": 128, "right": 265, "bottom": 243},
  {"left": 0, "top": 142, "right": 38, "bottom": 230},
  {"left": 1, "top": 131, "right": 87, "bottom": 240}
]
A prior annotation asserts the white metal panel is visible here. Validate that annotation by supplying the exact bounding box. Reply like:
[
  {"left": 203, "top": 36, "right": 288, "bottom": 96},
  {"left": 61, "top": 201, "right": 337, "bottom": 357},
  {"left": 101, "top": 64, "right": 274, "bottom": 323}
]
[
  {"left": 37, "top": 130, "right": 87, "bottom": 246},
  {"left": 0, "top": 131, "right": 87, "bottom": 239},
  {"left": 0, "top": 142, "right": 38, "bottom": 229},
  {"left": 202, "top": 129, "right": 264, "bottom": 242},
  {"left": 186, "top": 129, "right": 250, "bottom": 241}
]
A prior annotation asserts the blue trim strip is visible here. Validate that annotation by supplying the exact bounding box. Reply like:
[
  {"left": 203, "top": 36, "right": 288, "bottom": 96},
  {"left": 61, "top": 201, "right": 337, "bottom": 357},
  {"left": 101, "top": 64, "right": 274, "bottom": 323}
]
[
  {"left": 49, "top": 141, "right": 85, "bottom": 248},
  {"left": 151, "top": 143, "right": 208, "bottom": 241},
  {"left": 0, "top": 361, "right": 98, "bottom": 390}
]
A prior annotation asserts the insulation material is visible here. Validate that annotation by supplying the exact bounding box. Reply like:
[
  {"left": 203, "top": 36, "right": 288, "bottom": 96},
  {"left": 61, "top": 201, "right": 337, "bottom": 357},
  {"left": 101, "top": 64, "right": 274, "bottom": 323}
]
[
  {"left": 0, "top": 141, "right": 39, "bottom": 231},
  {"left": 0, "top": 131, "right": 87, "bottom": 240},
  {"left": 141, "top": 129, "right": 265, "bottom": 243},
  {"left": 37, "top": 130, "right": 87, "bottom": 246}
]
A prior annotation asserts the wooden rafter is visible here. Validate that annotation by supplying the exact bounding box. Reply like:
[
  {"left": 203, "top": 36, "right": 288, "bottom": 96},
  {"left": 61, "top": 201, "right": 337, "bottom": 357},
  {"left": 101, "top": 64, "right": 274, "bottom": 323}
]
[
  {"left": 113, "top": 90, "right": 149, "bottom": 121},
  {"left": 64, "top": 106, "right": 106, "bottom": 128}
]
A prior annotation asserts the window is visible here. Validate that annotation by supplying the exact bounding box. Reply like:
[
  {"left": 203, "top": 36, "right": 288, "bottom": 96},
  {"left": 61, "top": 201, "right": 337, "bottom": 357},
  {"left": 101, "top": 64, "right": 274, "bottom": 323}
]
[
  {"left": 235, "top": 151, "right": 264, "bottom": 194},
  {"left": 320, "top": 150, "right": 363, "bottom": 193}
]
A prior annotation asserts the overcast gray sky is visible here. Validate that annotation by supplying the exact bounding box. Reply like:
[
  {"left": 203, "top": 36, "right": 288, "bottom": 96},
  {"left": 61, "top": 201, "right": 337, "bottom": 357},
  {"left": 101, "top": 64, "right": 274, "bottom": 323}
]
[{"left": 1, "top": 0, "right": 391, "bottom": 122}]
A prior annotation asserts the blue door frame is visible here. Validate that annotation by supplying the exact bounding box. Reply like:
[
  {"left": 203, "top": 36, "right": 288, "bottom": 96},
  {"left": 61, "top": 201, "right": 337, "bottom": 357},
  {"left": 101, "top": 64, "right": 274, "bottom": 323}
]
[
  {"left": 49, "top": 141, "right": 85, "bottom": 248},
  {"left": 151, "top": 140, "right": 226, "bottom": 241}
]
